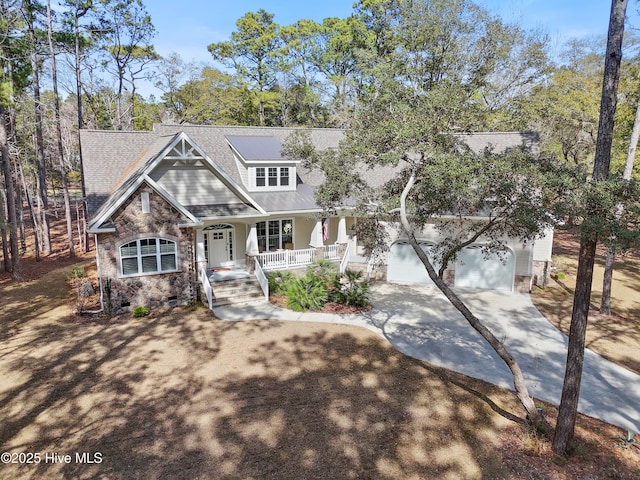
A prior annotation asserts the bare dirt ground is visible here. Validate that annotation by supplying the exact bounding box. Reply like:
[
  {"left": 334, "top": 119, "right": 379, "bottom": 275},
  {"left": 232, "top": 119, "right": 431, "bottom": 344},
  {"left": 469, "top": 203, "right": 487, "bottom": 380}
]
[
  {"left": 1, "top": 218, "right": 639, "bottom": 479},
  {"left": 531, "top": 230, "right": 640, "bottom": 376}
]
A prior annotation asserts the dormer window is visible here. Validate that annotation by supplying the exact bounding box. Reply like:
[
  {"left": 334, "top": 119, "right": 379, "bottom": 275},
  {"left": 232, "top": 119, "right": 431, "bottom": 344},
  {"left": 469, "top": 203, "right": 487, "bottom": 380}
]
[
  {"left": 256, "top": 167, "right": 266, "bottom": 187},
  {"left": 268, "top": 167, "right": 278, "bottom": 186},
  {"left": 225, "top": 135, "right": 300, "bottom": 192},
  {"left": 253, "top": 166, "right": 291, "bottom": 189}
]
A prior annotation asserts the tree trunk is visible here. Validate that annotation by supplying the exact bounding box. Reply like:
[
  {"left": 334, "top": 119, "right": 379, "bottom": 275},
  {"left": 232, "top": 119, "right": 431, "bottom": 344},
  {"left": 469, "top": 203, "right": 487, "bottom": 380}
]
[
  {"left": 600, "top": 68, "right": 640, "bottom": 314},
  {"left": 553, "top": 0, "right": 628, "bottom": 455},
  {"left": 17, "top": 160, "right": 40, "bottom": 261},
  {"left": 553, "top": 235, "right": 597, "bottom": 452},
  {"left": 0, "top": 106, "right": 22, "bottom": 280},
  {"left": 5, "top": 54, "right": 25, "bottom": 256},
  {"left": 400, "top": 173, "right": 544, "bottom": 428},
  {"left": 47, "top": 0, "right": 75, "bottom": 258},
  {"left": 26, "top": 1, "right": 51, "bottom": 256},
  {"left": 0, "top": 188, "right": 9, "bottom": 272},
  {"left": 73, "top": 9, "right": 90, "bottom": 253},
  {"left": 600, "top": 248, "right": 615, "bottom": 314}
]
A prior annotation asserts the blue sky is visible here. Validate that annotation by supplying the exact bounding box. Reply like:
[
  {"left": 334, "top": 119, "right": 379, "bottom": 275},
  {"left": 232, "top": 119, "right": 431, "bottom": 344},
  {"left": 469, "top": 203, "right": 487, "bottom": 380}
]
[
  {"left": 147, "top": 0, "right": 634, "bottom": 62},
  {"left": 139, "top": 0, "right": 638, "bottom": 97}
]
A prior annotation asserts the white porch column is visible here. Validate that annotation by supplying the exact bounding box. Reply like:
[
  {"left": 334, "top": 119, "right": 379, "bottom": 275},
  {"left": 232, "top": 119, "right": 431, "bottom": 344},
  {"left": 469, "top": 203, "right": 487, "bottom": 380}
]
[
  {"left": 196, "top": 229, "right": 206, "bottom": 264},
  {"left": 337, "top": 216, "right": 348, "bottom": 244},
  {"left": 246, "top": 223, "right": 259, "bottom": 255},
  {"left": 309, "top": 219, "right": 324, "bottom": 247}
]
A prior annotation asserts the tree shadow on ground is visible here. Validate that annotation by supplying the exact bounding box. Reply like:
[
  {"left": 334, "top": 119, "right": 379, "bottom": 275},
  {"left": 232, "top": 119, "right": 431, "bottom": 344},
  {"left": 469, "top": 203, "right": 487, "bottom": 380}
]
[
  {"left": 2, "top": 262, "right": 639, "bottom": 479},
  {"left": 1, "top": 306, "right": 519, "bottom": 479}
]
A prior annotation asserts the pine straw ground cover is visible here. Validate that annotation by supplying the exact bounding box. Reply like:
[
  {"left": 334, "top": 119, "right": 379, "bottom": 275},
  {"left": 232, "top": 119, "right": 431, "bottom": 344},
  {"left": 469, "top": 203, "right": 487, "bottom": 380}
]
[
  {"left": 0, "top": 219, "right": 639, "bottom": 479},
  {"left": 531, "top": 230, "right": 640, "bottom": 376}
]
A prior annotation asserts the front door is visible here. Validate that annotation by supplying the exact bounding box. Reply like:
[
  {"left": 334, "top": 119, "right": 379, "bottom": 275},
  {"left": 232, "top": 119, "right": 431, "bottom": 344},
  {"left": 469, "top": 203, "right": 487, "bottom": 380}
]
[{"left": 204, "top": 225, "right": 234, "bottom": 268}]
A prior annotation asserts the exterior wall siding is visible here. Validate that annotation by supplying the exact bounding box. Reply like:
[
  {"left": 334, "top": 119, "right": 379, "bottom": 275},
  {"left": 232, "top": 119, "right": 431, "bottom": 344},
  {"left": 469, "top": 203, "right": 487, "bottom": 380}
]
[
  {"left": 293, "top": 216, "right": 316, "bottom": 249},
  {"left": 533, "top": 227, "right": 554, "bottom": 262},
  {"left": 95, "top": 184, "right": 195, "bottom": 314},
  {"left": 149, "top": 163, "right": 241, "bottom": 206},
  {"left": 233, "top": 154, "right": 249, "bottom": 187}
]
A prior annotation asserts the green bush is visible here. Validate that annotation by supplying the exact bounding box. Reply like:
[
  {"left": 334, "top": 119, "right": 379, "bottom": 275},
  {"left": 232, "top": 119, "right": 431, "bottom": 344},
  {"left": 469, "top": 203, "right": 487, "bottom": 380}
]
[
  {"left": 306, "top": 259, "right": 339, "bottom": 287},
  {"left": 267, "top": 270, "right": 294, "bottom": 295},
  {"left": 332, "top": 269, "right": 370, "bottom": 307},
  {"left": 66, "top": 266, "right": 86, "bottom": 280},
  {"left": 132, "top": 306, "right": 150, "bottom": 318},
  {"left": 286, "top": 274, "right": 329, "bottom": 312}
]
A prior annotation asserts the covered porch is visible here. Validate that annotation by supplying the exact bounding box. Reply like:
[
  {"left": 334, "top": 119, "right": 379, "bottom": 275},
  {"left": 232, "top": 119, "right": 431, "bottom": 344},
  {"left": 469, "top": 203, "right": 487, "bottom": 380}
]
[
  {"left": 195, "top": 215, "right": 356, "bottom": 308},
  {"left": 256, "top": 243, "right": 343, "bottom": 271}
]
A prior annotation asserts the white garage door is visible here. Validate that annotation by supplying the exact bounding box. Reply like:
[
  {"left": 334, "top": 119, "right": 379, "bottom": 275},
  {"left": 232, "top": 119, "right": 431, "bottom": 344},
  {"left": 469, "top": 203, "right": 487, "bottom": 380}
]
[
  {"left": 387, "top": 241, "right": 436, "bottom": 284},
  {"left": 455, "top": 245, "right": 514, "bottom": 291}
]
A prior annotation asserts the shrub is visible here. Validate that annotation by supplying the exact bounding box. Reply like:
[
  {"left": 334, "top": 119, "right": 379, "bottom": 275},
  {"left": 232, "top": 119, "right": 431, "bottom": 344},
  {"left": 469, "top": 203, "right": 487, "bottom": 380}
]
[
  {"left": 306, "top": 259, "right": 339, "bottom": 288},
  {"left": 132, "top": 306, "right": 150, "bottom": 318},
  {"left": 267, "top": 270, "right": 294, "bottom": 295},
  {"left": 66, "top": 266, "right": 85, "bottom": 280},
  {"left": 332, "top": 269, "right": 370, "bottom": 307},
  {"left": 68, "top": 266, "right": 91, "bottom": 313},
  {"left": 286, "top": 274, "right": 328, "bottom": 312}
]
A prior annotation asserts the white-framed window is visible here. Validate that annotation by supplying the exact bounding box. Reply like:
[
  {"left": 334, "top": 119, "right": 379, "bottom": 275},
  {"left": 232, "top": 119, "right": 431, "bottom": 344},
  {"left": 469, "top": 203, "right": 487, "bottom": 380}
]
[
  {"left": 256, "top": 219, "right": 293, "bottom": 252},
  {"left": 120, "top": 238, "right": 177, "bottom": 276},
  {"left": 256, "top": 167, "right": 266, "bottom": 187},
  {"left": 253, "top": 166, "right": 291, "bottom": 189}
]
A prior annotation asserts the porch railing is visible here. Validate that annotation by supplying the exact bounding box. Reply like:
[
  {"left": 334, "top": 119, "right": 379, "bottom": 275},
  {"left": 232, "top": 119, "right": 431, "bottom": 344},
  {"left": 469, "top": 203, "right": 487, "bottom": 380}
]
[
  {"left": 199, "top": 263, "right": 213, "bottom": 309},
  {"left": 254, "top": 257, "right": 269, "bottom": 300},
  {"left": 324, "top": 244, "right": 340, "bottom": 260},
  {"left": 339, "top": 243, "right": 350, "bottom": 274},
  {"left": 257, "top": 247, "right": 315, "bottom": 271}
]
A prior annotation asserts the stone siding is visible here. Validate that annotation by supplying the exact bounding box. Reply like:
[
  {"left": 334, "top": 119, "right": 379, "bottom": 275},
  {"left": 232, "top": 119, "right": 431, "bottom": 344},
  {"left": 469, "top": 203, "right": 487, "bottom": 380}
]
[
  {"left": 514, "top": 275, "right": 532, "bottom": 293},
  {"left": 95, "top": 184, "right": 195, "bottom": 314}
]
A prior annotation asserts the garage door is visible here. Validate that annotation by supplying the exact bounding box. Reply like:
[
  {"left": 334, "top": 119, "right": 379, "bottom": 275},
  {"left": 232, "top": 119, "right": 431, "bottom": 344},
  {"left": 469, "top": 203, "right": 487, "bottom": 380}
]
[
  {"left": 455, "top": 245, "right": 514, "bottom": 290},
  {"left": 387, "top": 241, "right": 436, "bottom": 284}
]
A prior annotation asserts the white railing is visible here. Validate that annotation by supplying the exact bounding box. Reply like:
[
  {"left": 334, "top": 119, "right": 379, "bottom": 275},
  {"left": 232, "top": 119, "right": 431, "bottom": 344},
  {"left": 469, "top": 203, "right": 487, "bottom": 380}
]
[
  {"left": 254, "top": 257, "right": 269, "bottom": 301},
  {"left": 199, "top": 263, "right": 213, "bottom": 309},
  {"left": 324, "top": 243, "right": 340, "bottom": 260},
  {"left": 257, "top": 247, "right": 315, "bottom": 271},
  {"left": 339, "top": 243, "right": 350, "bottom": 274}
]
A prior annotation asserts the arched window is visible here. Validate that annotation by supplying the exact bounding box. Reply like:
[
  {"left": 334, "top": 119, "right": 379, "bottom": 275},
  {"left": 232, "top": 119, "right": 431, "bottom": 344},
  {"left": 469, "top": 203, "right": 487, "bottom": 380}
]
[{"left": 120, "top": 238, "right": 177, "bottom": 276}]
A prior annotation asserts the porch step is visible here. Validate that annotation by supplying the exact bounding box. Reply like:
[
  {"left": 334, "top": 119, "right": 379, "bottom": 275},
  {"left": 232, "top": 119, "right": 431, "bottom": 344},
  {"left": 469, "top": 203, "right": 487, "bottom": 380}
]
[{"left": 210, "top": 276, "right": 266, "bottom": 307}]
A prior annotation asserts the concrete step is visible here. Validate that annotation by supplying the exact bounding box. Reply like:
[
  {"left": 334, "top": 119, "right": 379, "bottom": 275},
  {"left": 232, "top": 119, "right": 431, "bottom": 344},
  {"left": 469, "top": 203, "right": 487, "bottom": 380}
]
[
  {"left": 211, "top": 296, "right": 267, "bottom": 307},
  {"left": 211, "top": 276, "right": 265, "bottom": 307}
]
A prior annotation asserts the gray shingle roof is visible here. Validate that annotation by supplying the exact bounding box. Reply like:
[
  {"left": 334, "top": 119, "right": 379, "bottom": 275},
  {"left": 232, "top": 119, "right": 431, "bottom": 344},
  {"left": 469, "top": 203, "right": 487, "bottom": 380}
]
[
  {"left": 80, "top": 129, "right": 159, "bottom": 214},
  {"left": 80, "top": 125, "right": 538, "bottom": 221},
  {"left": 81, "top": 125, "right": 345, "bottom": 218},
  {"left": 250, "top": 183, "right": 318, "bottom": 212},
  {"left": 456, "top": 131, "right": 540, "bottom": 155}
]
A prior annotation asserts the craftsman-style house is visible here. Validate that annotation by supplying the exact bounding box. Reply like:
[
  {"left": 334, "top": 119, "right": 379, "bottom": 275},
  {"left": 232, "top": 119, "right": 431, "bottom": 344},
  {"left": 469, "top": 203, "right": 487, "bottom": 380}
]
[{"left": 81, "top": 124, "right": 552, "bottom": 312}]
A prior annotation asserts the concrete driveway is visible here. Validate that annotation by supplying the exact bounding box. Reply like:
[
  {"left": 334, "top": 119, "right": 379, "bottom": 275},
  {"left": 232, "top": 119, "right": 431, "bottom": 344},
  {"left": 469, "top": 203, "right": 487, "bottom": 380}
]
[{"left": 213, "top": 283, "right": 640, "bottom": 434}]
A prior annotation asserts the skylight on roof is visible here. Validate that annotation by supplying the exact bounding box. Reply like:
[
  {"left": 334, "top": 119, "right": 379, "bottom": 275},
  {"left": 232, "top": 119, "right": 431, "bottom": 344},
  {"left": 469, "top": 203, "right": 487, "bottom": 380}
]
[{"left": 226, "top": 135, "right": 296, "bottom": 163}]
